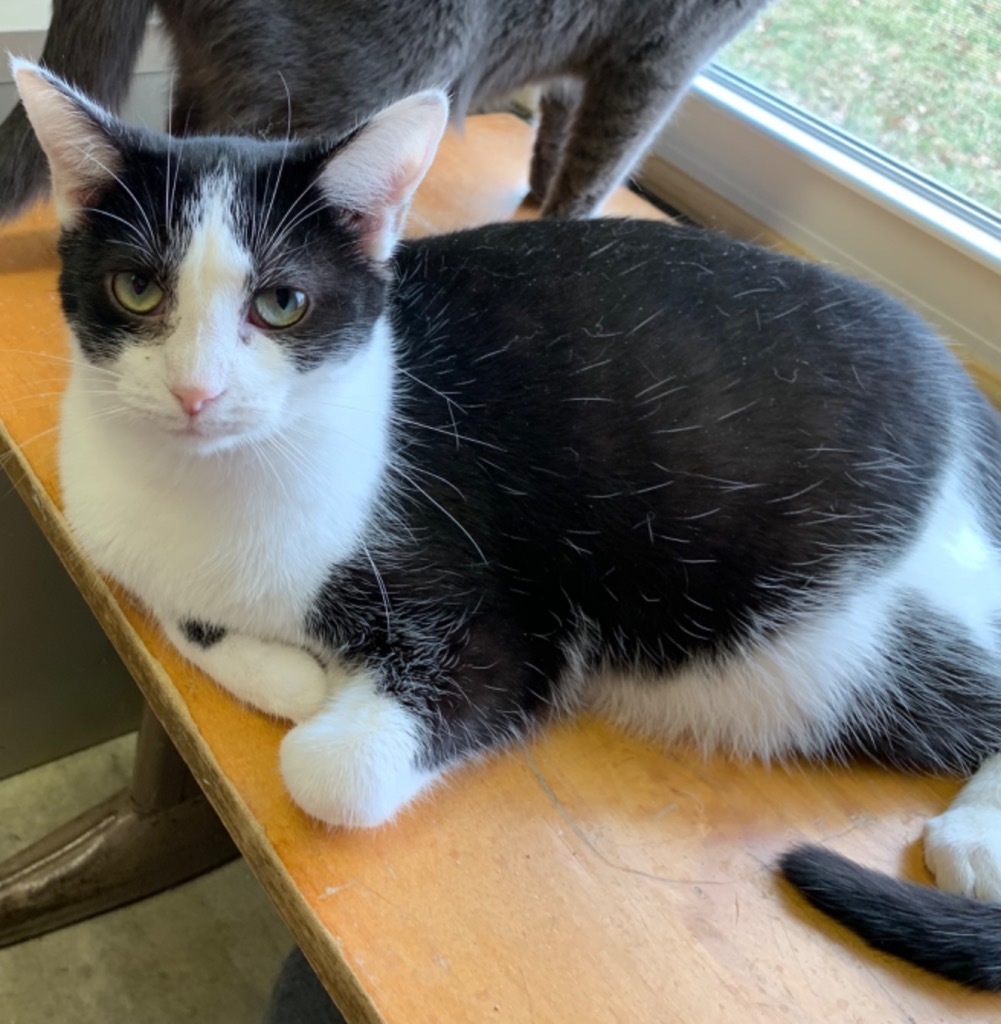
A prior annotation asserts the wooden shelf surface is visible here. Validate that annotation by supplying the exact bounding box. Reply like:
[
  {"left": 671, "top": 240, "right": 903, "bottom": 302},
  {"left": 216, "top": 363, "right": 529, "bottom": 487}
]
[{"left": 1, "top": 112, "right": 996, "bottom": 1023}]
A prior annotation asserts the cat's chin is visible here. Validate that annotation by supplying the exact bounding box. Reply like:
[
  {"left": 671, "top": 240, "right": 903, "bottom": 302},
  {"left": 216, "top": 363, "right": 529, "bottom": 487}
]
[{"left": 161, "top": 420, "right": 268, "bottom": 457}]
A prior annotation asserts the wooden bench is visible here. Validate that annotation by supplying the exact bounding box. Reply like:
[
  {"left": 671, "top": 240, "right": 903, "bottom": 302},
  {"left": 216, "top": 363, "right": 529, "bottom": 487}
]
[{"left": 0, "top": 112, "right": 996, "bottom": 1022}]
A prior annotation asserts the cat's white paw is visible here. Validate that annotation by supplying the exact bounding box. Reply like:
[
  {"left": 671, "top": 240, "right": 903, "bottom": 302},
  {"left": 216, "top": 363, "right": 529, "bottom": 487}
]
[
  {"left": 924, "top": 805, "right": 1001, "bottom": 903},
  {"left": 166, "top": 623, "right": 330, "bottom": 723},
  {"left": 241, "top": 643, "right": 331, "bottom": 723},
  {"left": 279, "top": 676, "right": 438, "bottom": 827},
  {"left": 924, "top": 754, "right": 1001, "bottom": 903}
]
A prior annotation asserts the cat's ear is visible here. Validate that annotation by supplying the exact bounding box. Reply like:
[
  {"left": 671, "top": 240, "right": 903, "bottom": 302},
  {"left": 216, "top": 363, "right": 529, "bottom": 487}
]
[
  {"left": 11, "top": 59, "right": 123, "bottom": 226},
  {"left": 315, "top": 90, "right": 449, "bottom": 261}
]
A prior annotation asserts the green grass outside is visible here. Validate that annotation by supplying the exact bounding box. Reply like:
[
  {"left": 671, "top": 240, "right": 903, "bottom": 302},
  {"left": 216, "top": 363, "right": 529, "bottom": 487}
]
[{"left": 719, "top": 0, "right": 1001, "bottom": 215}]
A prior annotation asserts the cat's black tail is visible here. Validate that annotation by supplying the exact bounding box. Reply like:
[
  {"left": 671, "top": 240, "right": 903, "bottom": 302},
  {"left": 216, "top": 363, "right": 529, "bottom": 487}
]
[
  {"left": 780, "top": 844, "right": 1001, "bottom": 990},
  {"left": 1, "top": 0, "right": 155, "bottom": 221}
]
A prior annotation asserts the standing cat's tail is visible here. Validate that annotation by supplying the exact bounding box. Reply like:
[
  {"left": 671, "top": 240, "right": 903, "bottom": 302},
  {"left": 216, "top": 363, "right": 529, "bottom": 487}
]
[
  {"left": 780, "top": 844, "right": 1001, "bottom": 990},
  {"left": 1, "top": 0, "right": 155, "bottom": 221}
]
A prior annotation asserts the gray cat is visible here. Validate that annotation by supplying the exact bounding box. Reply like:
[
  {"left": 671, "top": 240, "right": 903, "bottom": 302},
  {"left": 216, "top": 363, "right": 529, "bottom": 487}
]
[{"left": 0, "top": 0, "right": 769, "bottom": 222}]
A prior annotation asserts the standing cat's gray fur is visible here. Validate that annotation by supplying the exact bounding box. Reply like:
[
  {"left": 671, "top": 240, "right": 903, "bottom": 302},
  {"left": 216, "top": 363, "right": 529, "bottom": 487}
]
[{"left": 0, "top": 0, "right": 768, "bottom": 221}]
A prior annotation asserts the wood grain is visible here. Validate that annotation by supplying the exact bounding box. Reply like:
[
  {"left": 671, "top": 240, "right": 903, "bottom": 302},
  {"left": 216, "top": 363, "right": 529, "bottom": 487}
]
[{"left": 1, "top": 113, "right": 998, "bottom": 1023}]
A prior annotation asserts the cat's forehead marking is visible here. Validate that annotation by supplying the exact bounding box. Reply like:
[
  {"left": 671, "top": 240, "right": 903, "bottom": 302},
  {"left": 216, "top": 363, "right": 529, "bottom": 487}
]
[
  {"left": 160, "top": 170, "right": 254, "bottom": 392},
  {"left": 177, "top": 170, "right": 252, "bottom": 300}
]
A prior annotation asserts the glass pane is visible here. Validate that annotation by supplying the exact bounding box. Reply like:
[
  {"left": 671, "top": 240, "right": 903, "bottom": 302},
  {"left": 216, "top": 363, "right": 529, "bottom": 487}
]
[{"left": 719, "top": 0, "right": 1001, "bottom": 216}]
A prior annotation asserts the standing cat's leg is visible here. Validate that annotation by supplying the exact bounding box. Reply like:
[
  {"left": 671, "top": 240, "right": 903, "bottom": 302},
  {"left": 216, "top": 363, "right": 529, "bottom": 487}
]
[
  {"left": 924, "top": 754, "right": 1001, "bottom": 902},
  {"left": 164, "top": 620, "right": 332, "bottom": 724},
  {"left": 528, "top": 80, "right": 581, "bottom": 205},
  {"left": 539, "top": 64, "right": 682, "bottom": 219},
  {"left": 540, "top": 0, "right": 769, "bottom": 217}
]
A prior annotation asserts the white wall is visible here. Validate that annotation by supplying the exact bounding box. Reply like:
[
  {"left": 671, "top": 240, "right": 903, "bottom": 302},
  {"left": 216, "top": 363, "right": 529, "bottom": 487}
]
[{"left": 0, "top": 1, "right": 170, "bottom": 127}]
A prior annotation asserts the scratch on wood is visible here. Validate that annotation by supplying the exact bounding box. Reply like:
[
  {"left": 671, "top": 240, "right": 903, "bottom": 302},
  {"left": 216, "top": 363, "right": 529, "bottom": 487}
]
[
  {"left": 524, "top": 753, "right": 724, "bottom": 887},
  {"left": 318, "top": 881, "right": 356, "bottom": 900}
]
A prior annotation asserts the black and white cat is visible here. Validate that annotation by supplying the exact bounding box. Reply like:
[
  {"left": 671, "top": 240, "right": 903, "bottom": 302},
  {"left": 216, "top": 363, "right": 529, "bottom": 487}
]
[
  {"left": 0, "top": 0, "right": 770, "bottom": 221},
  {"left": 12, "top": 61, "right": 1001, "bottom": 989}
]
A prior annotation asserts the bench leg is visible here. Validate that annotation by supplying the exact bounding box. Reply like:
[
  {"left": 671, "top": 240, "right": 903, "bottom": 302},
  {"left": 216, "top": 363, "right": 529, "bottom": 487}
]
[{"left": 0, "top": 701, "right": 238, "bottom": 947}]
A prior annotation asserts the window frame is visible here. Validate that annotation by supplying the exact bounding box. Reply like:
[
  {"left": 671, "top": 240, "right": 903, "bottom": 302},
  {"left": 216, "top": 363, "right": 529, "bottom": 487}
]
[{"left": 640, "top": 67, "right": 1001, "bottom": 372}]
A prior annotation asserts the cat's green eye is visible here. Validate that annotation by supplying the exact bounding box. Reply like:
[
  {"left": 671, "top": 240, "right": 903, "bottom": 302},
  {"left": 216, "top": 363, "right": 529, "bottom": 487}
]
[
  {"left": 251, "top": 287, "right": 308, "bottom": 329},
  {"left": 110, "top": 271, "right": 164, "bottom": 315}
]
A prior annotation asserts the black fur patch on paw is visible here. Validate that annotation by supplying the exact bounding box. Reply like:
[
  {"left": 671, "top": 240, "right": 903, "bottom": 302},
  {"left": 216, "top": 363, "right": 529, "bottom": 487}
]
[{"left": 180, "top": 619, "right": 226, "bottom": 648}]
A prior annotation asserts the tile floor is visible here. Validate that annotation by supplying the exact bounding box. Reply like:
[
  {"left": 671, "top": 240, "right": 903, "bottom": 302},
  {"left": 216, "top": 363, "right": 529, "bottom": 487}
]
[{"left": 0, "top": 734, "right": 295, "bottom": 1024}]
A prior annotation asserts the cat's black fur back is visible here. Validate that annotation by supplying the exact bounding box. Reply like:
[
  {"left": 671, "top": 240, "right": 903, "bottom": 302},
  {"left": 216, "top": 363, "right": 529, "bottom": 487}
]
[{"left": 297, "top": 220, "right": 1001, "bottom": 775}]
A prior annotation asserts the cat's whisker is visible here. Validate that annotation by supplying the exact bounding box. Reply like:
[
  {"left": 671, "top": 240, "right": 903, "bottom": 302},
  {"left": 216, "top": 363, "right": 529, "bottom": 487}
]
[
  {"left": 165, "top": 72, "right": 175, "bottom": 227},
  {"left": 391, "top": 414, "right": 506, "bottom": 453},
  {"left": 108, "top": 236, "right": 158, "bottom": 258},
  {"left": 1, "top": 422, "right": 61, "bottom": 458},
  {"left": 60, "top": 404, "right": 133, "bottom": 427},
  {"left": 400, "top": 462, "right": 469, "bottom": 501},
  {"left": 289, "top": 395, "right": 386, "bottom": 417},
  {"left": 397, "top": 367, "right": 468, "bottom": 415},
  {"left": 263, "top": 160, "right": 319, "bottom": 228},
  {"left": 0, "top": 373, "right": 72, "bottom": 389},
  {"left": 248, "top": 436, "right": 293, "bottom": 506},
  {"left": 264, "top": 432, "right": 316, "bottom": 479},
  {"left": 0, "top": 376, "right": 123, "bottom": 398},
  {"left": 169, "top": 120, "right": 185, "bottom": 227},
  {"left": 78, "top": 369, "right": 125, "bottom": 383},
  {"left": 361, "top": 540, "right": 394, "bottom": 639},
  {"left": 0, "top": 390, "right": 71, "bottom": 408},
  {"left": 67, "top": 143, "right": 158, "bottom": 254},
  {"left": 0, "top": 349, "right": 80, "bottom": 366},
  {"left": 257, "top": 73, "right": 294, "bottom": 258},
  {"left": 266, "top": 190, "right": 327, "bottom": 238},
  {"left": 254, "top": 236, "right": 322, "bottom": 277},
  {"left": 270, "top": 407, "right": 399, "bottom": 463},
  {"left": 389, "top": 464, "right": 488, "bottom": 565},
  {"left": 82, "top": 206, "right": 153, "bottom": 257},
  {"left": 274, "top": 425, "right": 320, "bottom": 464},
  {"left": 258, "top": 192, "right": 328, "bottom": 265},
  {"left": 72, "top": 394, "right": 129, "bottom": 406},
  {"left": 255, "top": 152, "right": 338, "bottom": 261},
  {"left": 243, "top": 194, "right": 258, "bottom": 260}
]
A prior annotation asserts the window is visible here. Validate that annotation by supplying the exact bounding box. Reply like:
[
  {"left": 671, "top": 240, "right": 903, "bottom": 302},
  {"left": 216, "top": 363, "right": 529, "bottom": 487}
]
[
  {"left": 720, "top": 0, "right": 1000, "bottom": 217},
  {"left": 641, "top": 1, "right": 1001, "bottom": 373}
]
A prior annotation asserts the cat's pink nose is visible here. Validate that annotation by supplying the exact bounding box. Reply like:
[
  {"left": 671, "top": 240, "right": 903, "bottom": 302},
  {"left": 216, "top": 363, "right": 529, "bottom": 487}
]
[{"left": 171, "top": 385, "right": 224, "bottom": 417}]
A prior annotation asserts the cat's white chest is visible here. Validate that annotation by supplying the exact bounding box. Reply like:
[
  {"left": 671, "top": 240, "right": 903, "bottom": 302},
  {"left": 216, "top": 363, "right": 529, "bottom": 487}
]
[{"left": 58, "top": 368, "right": 389, "bottom": 646}]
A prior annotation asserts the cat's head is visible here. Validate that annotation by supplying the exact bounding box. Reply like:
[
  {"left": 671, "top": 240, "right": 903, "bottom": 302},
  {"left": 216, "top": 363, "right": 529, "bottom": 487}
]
[{"left": 13, "top": 60, "right": 447, "bottom": 454}]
